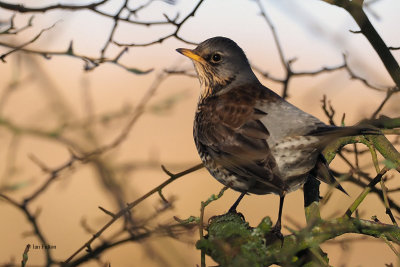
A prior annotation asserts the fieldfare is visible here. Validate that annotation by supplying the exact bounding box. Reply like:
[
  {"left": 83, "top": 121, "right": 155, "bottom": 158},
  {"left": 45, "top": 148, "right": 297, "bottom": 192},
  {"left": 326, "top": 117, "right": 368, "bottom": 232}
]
[{"left": 176, "top": 36, "right": 378, "bottom": 236}]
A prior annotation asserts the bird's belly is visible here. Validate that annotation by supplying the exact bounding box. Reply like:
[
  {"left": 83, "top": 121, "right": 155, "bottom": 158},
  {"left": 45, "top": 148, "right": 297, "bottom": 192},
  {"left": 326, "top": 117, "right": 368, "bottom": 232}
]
[
  {"left": 199, "top": 152, "right": 253, "bottom": 192},
  {"left": 271, "top": 136, "right": 320, "bottom": 191},
  {"left": 194, "top": 131, "right": 321, "bottom": 195}
]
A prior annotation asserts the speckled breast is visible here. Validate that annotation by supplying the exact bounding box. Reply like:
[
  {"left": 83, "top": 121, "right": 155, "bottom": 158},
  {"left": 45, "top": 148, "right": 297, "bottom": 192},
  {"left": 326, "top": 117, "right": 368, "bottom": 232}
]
[{"left": 193, "top": 113, "right": 254, "bottom": 193}]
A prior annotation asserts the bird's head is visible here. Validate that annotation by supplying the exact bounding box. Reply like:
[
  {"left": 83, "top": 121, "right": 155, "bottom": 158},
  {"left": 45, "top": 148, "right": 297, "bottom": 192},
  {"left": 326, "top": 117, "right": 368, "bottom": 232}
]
[{"left": 177, "top": 36, "right": 258, "bottom": 98}]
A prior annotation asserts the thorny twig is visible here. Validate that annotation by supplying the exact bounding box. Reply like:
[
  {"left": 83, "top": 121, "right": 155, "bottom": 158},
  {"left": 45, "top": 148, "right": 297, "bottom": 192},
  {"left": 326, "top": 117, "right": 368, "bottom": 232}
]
[
  {"left": 0, "top": 14, "right": 34, "bottom": 35},
  {"left": 0, "top": 40, "right": 153, "bottom": 73},
  {"left": 0, "top": 193, "right": 54, "bottom": 265},
  {"left": 114, "top": 0, "right": 204, "bottom": 47},
  {"left": 371, "top": 87, "right": 400, "bottom": 119},
  {"left": 64, "top": 163, "right": 203, "bottom": 264},
  {"left": 0, "top": 0, "right": 203, "bottom": 71},
  {"left": 81, "top": 72, "right": 168, "bottom": 157},
  {"left": 0, "top": 0, "right": 109, "bottom": 13},
  {"left": 0, "top": 20, "right": 60, "bottom": 62},
  {"left": 322, "top": 0, "right": 400, "bottom": 88}
]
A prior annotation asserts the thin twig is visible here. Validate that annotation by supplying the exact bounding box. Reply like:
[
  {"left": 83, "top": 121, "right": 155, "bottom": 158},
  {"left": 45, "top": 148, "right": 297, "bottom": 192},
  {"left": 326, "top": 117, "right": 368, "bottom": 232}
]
[
  {"left": 21, "top": 244, "right": 30, "bottom": 267},
  {"left": 0, "top": 0, "right": 109, "bottom": 12},
  {"left": 0, "top": 194, "right": 53, "bottom": 265},
  {"left": 0, "top": 14, "right": 34, "bottom": 35},
  {"left": 82, "top": 72, "right": 167, "bottom": 157},
  {"left": 0, "top": 41, "right": 153, "bottom": 73},
  {"left": 371, "top": 87, "right": 400, "bottom": 119},
  {"left": 344, "top": 167, "right": 389, "bottom": 217},
  {"left": 0, "top": 20, "right": 60, "bottom": 62},
  {"left": 114, "top": 0, "right": 205, "bottom": 47},
  {"left": 64, "top": 163, "right": 203, "bottom": 264},
  {"left": 199, "top": 186, "right": 228, "bottom": 267}
]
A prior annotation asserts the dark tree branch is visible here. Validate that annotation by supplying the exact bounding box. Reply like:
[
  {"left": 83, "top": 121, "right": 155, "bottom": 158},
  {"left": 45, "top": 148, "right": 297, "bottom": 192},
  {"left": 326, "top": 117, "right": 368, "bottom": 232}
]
[
  {"left": 0, "top": 20, "right": 59, "bottom": 62},
  {"left": 0, "top": 41, "right": 153, "bottom": 73},
  {"left": 0, "top": 0, "right": 109, "bottom": 13},
  {"left": 114, "top": 0, "right": 205, "bottom": 47},
  {"left": 0, "top": 14, "right": 34, "bottom": 35},
  {"left": 0, "top": 194, "right": 54, "bottom": 265},
  {"left": 255, "top": 0, "right": 293, "bottom": 99},
  {"left": 100, "top": 0, "right": 128, "bottom": 58},
  {"left": 24, "top": 154, "right": 79, "bottom": 204},
  {"left": 341, "top": 54, "right": 388, "bottom": 91},
  {"left": 63, "top": 163, "right": 203, "bottom": 264},
  {"left": 371, "top": 87, "right": 400, "bottom": 119},
  {"left": 322, "top": 0, "right": 400, "bottom": 88}
]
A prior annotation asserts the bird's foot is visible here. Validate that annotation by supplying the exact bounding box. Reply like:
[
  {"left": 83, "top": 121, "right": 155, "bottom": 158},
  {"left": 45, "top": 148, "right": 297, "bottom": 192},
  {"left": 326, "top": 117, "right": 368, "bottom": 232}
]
[
  {"left": 226, "top": 208, "right": 246, "bottom": 221},
  {"left": 265, "top": 223, "right": 284, "bottom": 247},
  {"left": 207, "top": 209, "right": 245, "bottom": 225},
  {"left": 228, "top": 205, "right": 239, "bottom": 213}
]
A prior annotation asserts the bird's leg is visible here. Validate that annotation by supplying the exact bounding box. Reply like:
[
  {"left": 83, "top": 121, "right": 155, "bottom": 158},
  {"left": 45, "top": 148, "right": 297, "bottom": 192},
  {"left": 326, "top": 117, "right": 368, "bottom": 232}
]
[
  {"left": 272, "top": 195, "right": 285, "bottom": 234},
  {"left": 266, "top": 194, "right": 285, "bottom": 245},
  {"left": 228, "top": 192, "right": 246, "bottom": 213}
]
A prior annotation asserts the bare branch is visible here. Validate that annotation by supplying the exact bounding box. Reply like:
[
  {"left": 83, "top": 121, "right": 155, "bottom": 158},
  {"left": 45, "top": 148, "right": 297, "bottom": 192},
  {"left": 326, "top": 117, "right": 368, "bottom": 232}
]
[
  {"left": 64, "top": 163, "right": 203, "bottom": 264},
  {"left": 0, "top": 40, "right": 153, "bottom": 73},
  {"left": 321, "top": 95, "right": 337, "bottom": 126},
  {"left": 98, "top": 206, "right": 116, "bottom": 218},
  {"left": 0, "top": 20, "right": 60, "bottom": 62},
  {"left": 23, "top": 154, "right": 78, "bottom": 204},
  {"left": 321, "top": 0, "right": 400, "bottom": 88},
  {"left": 0, "top": 14, "right": 34, "bottom": 35},
  {"left": 0, "top": 194, "right": 53, "bottom": 264},
  {"left": 81, "top": 72, "right": 167, "bottom": 157},
  {"left": 255, "top": 0, "right": 292, "bottom": 98},
  {"left": 114, "top": 0, "right": 205, "bottom": 47},
  {"left": 21, "top": 244, "right": 30, "bottom": 267},
  {"left": 0, "top": 0, "right": 109, "bottom": 13},
  {"left": 341, "top": 54, "right": 388, "bottom": 91},
  {"left": 370, "top": 87, "right": 400, "bottom": 119}
]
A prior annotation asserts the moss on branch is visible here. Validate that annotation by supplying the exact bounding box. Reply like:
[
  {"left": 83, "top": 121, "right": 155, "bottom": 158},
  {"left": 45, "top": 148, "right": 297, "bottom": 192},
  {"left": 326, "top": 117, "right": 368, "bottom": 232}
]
[{"left": 197, "top": 212, "right": 400, "bottom": 266}]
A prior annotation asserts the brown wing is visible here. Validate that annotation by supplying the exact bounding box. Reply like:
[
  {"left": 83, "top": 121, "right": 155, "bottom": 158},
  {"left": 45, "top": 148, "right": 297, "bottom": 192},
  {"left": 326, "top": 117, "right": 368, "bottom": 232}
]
[{"left": 195, "top": 90, "right": 286, "bottom": 194}]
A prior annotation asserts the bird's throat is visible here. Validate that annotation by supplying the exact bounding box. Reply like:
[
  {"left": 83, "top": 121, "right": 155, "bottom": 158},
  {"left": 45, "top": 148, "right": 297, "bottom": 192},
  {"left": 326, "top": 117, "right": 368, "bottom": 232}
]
[
  {"left": 200, "top": 85, "right": 213, "bottom": 99},
  {"left": 198, "top": 75, "right": 236, "bottom": 100}
]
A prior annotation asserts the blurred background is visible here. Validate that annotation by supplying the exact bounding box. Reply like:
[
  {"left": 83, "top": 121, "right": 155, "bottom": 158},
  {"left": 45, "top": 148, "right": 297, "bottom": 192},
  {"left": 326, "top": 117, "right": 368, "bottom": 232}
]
[{"left": 0, "top": 0, "right": 399, "bottom": 266}]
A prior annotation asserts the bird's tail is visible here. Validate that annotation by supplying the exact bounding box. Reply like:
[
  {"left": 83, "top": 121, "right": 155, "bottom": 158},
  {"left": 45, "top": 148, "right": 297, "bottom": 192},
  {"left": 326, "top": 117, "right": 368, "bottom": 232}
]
[
  {"left": 313, "top": 153, "right": 348, "bottom": 195},
  {"left": 308, "top": 125, "right": 381, "bottom": 138},
  {"left": 308, "top": 124, "right": 381, "bottom": 194},
  {"left": 307, "top": 124, "right": 381, "bottom": 148}
]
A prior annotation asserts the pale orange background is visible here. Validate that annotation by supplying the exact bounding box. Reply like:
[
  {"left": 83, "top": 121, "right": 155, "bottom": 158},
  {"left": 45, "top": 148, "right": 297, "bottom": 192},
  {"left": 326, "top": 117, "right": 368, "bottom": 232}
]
[{"left": 1, "top": 0, "right": 400, "bottom": 266}]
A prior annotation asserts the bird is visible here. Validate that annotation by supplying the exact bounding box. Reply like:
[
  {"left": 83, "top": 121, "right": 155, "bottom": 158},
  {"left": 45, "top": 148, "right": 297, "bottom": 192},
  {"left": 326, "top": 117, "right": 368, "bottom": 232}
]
[{"left": 176, "top": 36, "right": 378, "bottom": 237}]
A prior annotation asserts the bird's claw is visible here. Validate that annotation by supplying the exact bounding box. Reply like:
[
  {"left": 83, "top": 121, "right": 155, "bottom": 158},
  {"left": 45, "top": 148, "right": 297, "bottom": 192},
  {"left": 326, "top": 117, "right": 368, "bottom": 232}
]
[{"left": 265, "top": 224, "right": 284, "bottom": 247}]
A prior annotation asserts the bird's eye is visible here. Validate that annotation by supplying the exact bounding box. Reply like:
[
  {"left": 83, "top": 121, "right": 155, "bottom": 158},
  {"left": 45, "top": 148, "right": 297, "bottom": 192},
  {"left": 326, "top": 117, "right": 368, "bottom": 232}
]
[{"left": 211, "top": 53, "right": 222, "bottom": 63}]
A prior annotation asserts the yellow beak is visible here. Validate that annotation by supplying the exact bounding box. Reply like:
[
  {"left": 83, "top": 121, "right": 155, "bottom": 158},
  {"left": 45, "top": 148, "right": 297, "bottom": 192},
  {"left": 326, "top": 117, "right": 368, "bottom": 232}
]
[{"left": 176, "top": 48, "right": 206, "bottom": 63}]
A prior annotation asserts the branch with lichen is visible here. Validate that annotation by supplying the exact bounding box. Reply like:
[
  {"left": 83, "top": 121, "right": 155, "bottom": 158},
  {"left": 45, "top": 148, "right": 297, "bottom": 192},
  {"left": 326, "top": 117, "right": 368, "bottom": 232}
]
[
  {"left": 197, "top": 211, "right": 400, "bottom": 267},
  {"left": 323, "top": 118, "right": 400, "bottom": 166}
]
